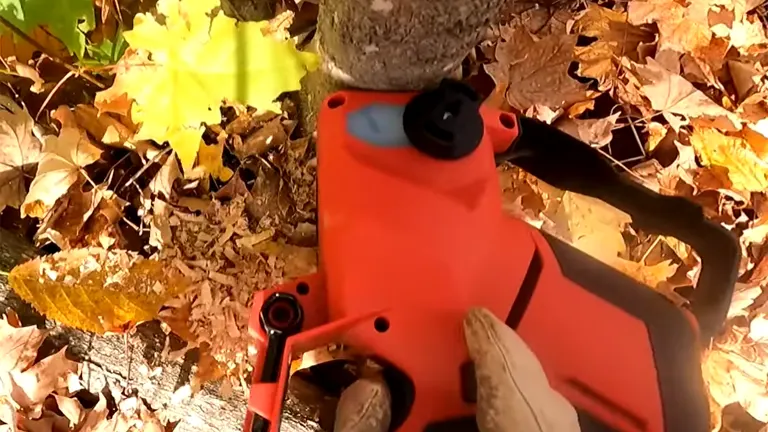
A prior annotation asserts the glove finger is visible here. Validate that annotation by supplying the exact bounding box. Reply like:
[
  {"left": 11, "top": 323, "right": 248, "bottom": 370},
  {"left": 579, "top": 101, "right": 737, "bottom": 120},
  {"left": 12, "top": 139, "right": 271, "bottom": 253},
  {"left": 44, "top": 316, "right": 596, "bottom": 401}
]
[
  {"left": 333, "top": 378, "right": 391, "bottom": 432},
  {"left": 463, "top": 307, "right": 581, "bottom": 432}
]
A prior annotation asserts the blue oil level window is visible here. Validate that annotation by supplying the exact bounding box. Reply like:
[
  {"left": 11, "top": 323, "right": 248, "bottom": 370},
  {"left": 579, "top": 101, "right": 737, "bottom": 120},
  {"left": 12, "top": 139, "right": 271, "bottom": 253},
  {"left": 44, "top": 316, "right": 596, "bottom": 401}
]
[{"left": 346, "top": 104, "right": 410, "bottom": 148}]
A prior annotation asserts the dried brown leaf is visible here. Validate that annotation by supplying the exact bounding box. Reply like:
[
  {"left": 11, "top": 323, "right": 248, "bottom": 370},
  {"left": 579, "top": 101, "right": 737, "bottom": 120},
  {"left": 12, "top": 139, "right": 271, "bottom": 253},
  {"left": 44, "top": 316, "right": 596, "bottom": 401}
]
[
  {"left": 0, "top": 96, "right": 42, "bottom": 212},
  {"left": 21, "top": 127, "right": 103, "bottom": 219},
  {"left": 0, "top": 315, "right": 47, "bottom": 373},
  {"left": 572, "top": 4, "right": 654, "bottom": 89},
  {"left": 628, "top": 0, "right": 711, "bottom": 52},
  {"left": 728, "top": 60, "right": 762, "bottom": 102},
  {"left": 233, "top": 117, "right": 288, "bottom": 160},
  {"left": 9, "top": 348, "right": 78, "bottom": 410},
  {"left": 8, "top": 248, "right": 190, "bottom": 333},
  {"left": 36, "top": 183, "right": 105, "bottom": 250},
  {"left": 52, "top": 394, "right": 83, "bottom": 426},
  {"left": 149, "top": 155, "right": 181, "bottom": 199},
  {"left": 554, "top": 113, "right": 620, "bottom": 147},
  {"left": 485, "top": 26, "right": 589, "bottom": 111},
  {"left": 633, "top": 58, "right": 741, "bottom": 131}
]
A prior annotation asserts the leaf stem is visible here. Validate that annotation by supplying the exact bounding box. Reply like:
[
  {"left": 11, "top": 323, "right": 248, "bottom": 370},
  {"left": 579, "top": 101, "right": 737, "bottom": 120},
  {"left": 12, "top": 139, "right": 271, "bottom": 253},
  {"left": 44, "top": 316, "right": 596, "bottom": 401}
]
[
  {"left": 35, "top": 69, "right": 75, "bottom": 120},
  {"left": 0, "top": 15, "right": 105, "bottom": 89},
  {"left": 118, "top": 147, "right": 172, "bottom": 192}
]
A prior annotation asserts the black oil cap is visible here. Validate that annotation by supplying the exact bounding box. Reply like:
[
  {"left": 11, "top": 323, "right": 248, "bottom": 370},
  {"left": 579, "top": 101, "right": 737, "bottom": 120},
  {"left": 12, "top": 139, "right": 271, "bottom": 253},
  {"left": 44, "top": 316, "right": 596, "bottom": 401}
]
[{"left": 403, "top": 79, "right": 484, "bottom": 160}]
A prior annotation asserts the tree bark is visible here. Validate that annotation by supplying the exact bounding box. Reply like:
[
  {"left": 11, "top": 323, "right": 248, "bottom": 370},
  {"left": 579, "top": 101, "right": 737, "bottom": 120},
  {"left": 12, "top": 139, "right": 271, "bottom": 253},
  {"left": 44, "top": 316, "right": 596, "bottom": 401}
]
[
  {"left": 316, "top": 0, "right": 504, "bottom": 90},
  {"left": 299, "top": 0, "right": 505, "bottom": 135}
]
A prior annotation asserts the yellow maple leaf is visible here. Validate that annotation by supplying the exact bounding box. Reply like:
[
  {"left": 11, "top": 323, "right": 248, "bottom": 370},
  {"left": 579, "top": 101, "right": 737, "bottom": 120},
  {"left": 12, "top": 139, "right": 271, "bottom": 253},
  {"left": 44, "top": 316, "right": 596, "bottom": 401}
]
[
  {"left": 9, "top": 248, "right": 190, "bottom": 333},
  {"left": 689, "top": 127, "right": 768, "bottom": 192},
  {"left": 95, "top": 0, "right": 318, "bottom": 172},
  {"left": 190, "top": 138, "right": 234, "bottom": 182}
]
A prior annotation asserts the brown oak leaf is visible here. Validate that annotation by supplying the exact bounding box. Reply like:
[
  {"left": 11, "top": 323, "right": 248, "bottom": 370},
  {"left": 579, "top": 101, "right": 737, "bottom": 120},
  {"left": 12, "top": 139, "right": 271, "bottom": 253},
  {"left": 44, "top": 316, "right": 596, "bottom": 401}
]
[{"left": 485, "top": 26, "right": 589, "bottom": 112}]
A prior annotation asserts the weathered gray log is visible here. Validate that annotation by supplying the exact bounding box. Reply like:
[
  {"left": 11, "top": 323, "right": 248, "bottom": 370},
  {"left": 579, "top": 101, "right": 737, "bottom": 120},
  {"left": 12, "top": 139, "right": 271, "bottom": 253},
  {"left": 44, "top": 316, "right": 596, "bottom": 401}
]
[{"left": 0, "top": 228, "right": 330, "bottom": 432}]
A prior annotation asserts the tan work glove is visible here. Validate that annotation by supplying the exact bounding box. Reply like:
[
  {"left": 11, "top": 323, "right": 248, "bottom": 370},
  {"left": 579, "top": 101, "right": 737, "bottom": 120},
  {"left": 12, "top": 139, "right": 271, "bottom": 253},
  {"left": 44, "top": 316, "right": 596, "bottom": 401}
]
[{"left": 333, "top": 307, "right": 582, "bottom": 432}]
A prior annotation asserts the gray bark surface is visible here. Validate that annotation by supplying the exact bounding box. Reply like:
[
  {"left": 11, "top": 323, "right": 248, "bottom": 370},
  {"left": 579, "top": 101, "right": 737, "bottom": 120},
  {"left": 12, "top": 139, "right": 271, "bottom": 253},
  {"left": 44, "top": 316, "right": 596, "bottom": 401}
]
[{"left": 317, "top": 0, "right": 505, "bottom": 90}]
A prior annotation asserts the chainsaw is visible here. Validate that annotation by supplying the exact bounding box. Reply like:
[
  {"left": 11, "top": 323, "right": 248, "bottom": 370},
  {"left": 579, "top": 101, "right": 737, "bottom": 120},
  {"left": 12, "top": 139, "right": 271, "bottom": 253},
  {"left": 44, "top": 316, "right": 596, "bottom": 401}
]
[{"left": 244, "top": 80, "right": 739, "bottom": 432}]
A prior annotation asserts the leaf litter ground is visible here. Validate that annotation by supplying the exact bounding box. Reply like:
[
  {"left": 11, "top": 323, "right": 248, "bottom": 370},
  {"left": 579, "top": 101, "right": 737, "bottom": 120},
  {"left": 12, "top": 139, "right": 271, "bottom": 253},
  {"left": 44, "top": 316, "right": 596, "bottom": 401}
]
[{"left": 0, "top": 0, "right": 767, "bottom": 431}]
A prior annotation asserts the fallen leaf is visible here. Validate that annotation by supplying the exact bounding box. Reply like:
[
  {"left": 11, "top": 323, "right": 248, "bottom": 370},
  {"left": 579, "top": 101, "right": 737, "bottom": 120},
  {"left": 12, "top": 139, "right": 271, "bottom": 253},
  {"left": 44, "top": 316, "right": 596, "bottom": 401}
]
[
  {"left": 9, "top": 348, "right": 78, "bottom": 410},
  {"left": 233, "top": 117, "right": 289, "bottom": 159},
  {"left": 689, "top": 126, "right": 768, "bottom": 192},
  {"left": 728, "top": 284, "right": 763, "bottom": 319},
  {"left": 8, "top": 248, "right": 191, "bottom": 333},
  {"left": 190, "top": 343, "right": 225, "bottom": 391},
  {"left": 76, "top": 393, "right": 108, "bottom": 432},
  {"left": 190, "top": 135, "right": 234, "bottom": 181},
  {"left": 0, "top": 26, "right": 70, "bottom": 62},
  {"left": 554, "top": 113, "right": 620, "bottom": 147},
  {"left": 95, "top": 0, "right": 318, "bottom": 171},
  {"left": 0, "top": 96, "right": 42, "bottom": 212},
  {"left": 21, "top": 126, "right": 102, "bottom": 219},
  {"left": 7, "top": 58, "right": 44, "bottom": 93},
  {"left": 485, "top": 26, "right": 589, "bottom": 111},
  {"left": 627, "top": 0, "right": 711, "bottom": 53},
  {"left": 35, "top": 183, "right": 105, "bottom": 250},
  {"left": 612, "top": 259, "right": 679, "bottom": 289},
  {"left": 711, "top": 15, "right": 768, "bottom": 54},
  {"left": 0, "top": 0, "right": 95, "bottom": 57},
  {"left": 561, "top": 192, "right": 631, "bottom": 263},
  {"left": 633, "top": 58, "right": 741, "bottom": 131},
  {"left": 52, "top": 395, "right": 83, "bottom": 426},
  {"left": 149, "top": 154, "right": 181, "bottom": 199},
  {"left": 0, "top": 315, "right": 47, "bottom": 372},
  {"left": 728, "top": 60, "right": 761, "bottom": 102},
  {"left": 572, "top": 4, "right": 654, "bottom": 89}
]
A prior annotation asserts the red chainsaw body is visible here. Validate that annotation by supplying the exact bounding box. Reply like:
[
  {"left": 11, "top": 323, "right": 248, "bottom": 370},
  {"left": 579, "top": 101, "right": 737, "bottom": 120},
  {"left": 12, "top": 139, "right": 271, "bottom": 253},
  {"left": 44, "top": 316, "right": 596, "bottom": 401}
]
[{"left": 246, "top": 91, "right": 708, "bottom": 432}]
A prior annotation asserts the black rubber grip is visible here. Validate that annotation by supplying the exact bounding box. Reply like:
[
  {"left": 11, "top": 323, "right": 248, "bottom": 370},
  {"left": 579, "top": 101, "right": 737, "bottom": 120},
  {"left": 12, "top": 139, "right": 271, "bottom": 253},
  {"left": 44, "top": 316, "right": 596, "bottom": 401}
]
[{"left": 501, "top": 116, "right": 739, "bottom": 341}]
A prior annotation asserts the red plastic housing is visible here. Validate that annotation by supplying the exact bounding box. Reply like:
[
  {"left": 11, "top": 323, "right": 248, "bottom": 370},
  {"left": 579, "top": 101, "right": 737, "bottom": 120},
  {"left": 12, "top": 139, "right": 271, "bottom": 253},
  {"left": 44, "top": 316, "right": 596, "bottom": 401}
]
[{"left": 245, "top": 91, "right": 706, "bottom": 432}]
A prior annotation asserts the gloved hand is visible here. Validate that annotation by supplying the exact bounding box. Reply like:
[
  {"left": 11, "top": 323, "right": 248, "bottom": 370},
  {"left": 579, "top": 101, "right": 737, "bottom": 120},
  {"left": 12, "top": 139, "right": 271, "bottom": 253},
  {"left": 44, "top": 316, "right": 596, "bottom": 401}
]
[{"left": 333, "top": 307, "right": 582, "bottom": 432}]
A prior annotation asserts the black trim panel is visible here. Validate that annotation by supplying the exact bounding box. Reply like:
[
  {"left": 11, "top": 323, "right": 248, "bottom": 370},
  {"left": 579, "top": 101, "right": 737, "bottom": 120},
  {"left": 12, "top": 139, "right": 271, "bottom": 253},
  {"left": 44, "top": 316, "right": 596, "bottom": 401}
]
[{"left": 542, "top": 232, "right": 708, "bottom": 432}]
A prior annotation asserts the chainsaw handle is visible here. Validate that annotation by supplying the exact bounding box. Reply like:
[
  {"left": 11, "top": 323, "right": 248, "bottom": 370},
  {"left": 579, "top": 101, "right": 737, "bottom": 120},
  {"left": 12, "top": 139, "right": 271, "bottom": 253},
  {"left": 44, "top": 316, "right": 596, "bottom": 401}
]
[{"left": 497, "top": 116, "right": 739, "bottom": 341}]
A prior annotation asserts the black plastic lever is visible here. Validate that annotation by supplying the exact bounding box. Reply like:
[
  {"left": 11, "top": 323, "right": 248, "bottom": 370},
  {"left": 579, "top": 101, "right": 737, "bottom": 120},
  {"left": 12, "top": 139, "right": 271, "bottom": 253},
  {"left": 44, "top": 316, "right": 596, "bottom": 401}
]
[{"left": 500, "top": 116, "right": 739, "bottom": 341}]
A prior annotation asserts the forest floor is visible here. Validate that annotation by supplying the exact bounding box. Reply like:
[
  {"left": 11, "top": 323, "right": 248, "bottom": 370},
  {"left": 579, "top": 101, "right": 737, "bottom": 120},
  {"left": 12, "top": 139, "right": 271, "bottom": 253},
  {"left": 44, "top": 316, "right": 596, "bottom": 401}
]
[{"left": 0, "top": 0, "right": 767, "bottom": 431}]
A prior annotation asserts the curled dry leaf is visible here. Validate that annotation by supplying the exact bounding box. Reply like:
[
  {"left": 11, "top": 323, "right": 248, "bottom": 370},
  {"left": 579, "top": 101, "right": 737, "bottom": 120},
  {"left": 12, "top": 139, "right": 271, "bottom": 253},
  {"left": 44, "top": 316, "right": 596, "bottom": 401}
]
[
  {"left": 0, "top": 314, "right": 47, "bottom": 373},
  {"left": 8, "top": 248, "right": 190, "bottom": 333},
  {"left": 0, "top": 95, "right": 42, "bottom": 212},
  {"left": 149, "top": 154, "right": 181, "bottom": 199},
  {"left": 484, "top": 25, "right": 589, "bottom": 112},
  {"left": 9, "top": 348, "right": 79, "bottom": 411},
  {"left": 632, "top": 58, "right": 742, "bottom": 132},
  {"left": 232, "top": 116, "right": 289, "bottom": 160},
  {"left": 21, "top": 126, "right": 103, "bottom": 219},
  {"left": 554, "top": 113, "right": 620, "bottom": 147}
]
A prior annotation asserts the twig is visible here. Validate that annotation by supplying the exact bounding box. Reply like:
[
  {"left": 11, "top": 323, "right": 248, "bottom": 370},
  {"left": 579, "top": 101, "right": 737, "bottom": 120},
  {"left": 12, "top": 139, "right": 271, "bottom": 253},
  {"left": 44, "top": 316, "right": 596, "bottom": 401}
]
[
  {"left": 595, "top": 146, "right": 674, "bottom": 194},
  {"left": 118, "top": 147, "right": 172, "bottom": 192},
  {"left": 640, "top": 236, "right": 662, "bottom": 264},
  {"left": 625, "top": 112, "right": 646, "bottom": 157},
  {"left": 35, "top": 70, "right": 74, "bottom": 120},
  {"left": 0, "top": 16, "right": 105, "bottom": 89},
  {"left": 0, "top": 270, "right": 9, "bottom": 277}
]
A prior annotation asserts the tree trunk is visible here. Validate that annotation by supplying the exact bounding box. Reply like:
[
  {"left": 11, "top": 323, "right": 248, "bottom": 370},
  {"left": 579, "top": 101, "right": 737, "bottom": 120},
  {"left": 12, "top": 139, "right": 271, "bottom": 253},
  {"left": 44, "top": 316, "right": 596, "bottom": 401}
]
[{"left": 299, "top": 0, "right": 506, "bottom": 135}]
